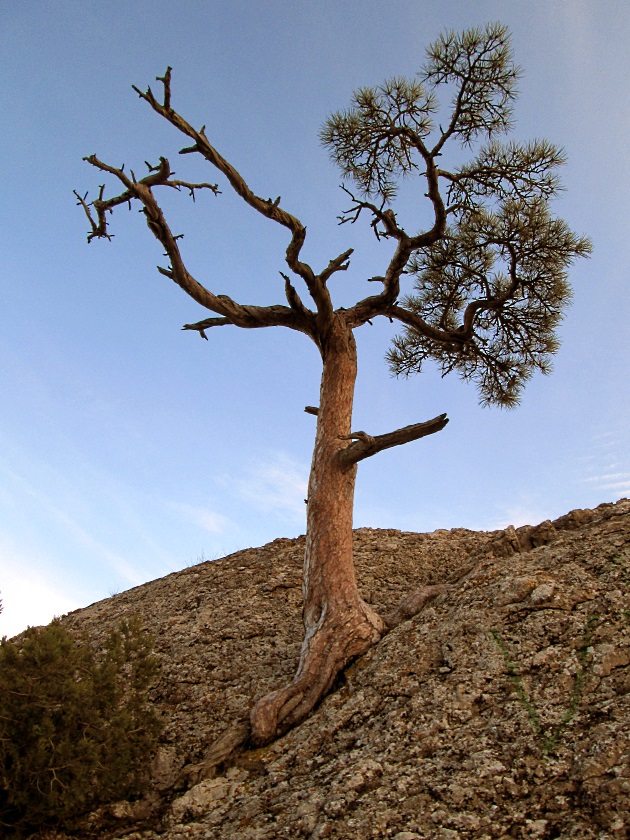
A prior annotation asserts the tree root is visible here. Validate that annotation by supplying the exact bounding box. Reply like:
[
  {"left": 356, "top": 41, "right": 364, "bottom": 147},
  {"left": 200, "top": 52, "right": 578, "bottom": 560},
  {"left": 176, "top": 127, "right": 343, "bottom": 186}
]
[
  {"left": 249, "top": 601, "right": 383, "bottom": 746},
  {"left": 249, "top": 584, "right": 452, "bottom": 746},
  {"left": 200, "top": 583, "right": 453, "bottom": 765},
  {"left": 381, "top": 584, "right": 450, "bottom": 631}
]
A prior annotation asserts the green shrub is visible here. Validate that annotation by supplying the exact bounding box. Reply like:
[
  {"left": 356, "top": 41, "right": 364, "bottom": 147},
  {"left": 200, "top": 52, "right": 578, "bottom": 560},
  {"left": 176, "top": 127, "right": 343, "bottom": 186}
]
[{"left": 0, "top": 616, "right": 161, "bottom": 836}]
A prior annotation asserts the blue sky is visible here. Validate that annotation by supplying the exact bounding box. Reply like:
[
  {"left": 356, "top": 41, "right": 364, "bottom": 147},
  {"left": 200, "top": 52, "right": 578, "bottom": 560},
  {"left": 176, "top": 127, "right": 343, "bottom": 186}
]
[{"left": 1, "top": 0, "right": 628, "bottom": 637}]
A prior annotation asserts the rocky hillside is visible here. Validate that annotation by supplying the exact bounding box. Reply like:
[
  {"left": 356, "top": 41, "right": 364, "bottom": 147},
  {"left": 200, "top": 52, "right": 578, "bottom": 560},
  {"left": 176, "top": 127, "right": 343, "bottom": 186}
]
[{"left": 57, "top": 499, "right": 629, "bottom": 839}]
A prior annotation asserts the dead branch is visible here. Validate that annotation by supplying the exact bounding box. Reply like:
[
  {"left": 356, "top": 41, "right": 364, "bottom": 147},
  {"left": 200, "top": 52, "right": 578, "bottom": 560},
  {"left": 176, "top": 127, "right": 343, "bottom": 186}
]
[
  {"left": 337, "top": 413, "right": 448, "bottom": 467},
  {"left": 131, "top": 69, "right": 336, "bottom": 320},
  {"left": 338, "top": 431, "right": 376, "bottom": 447},
  {"left": 155, "top": 66, "right": 172, "bottom": 111},
  {"left": 319, "top": 248, "right": 354, "bottom": 283},
  {"left": 77, "top": 157, "right": 316, "bottom": 338},
  {"left": 75, "top": 155, "right": 219, "bottom": 243},
  {"left": 342, "top": 156, "right": 447, "bottom": 329},
  {"left": 281, "top": 272, "right": 314, "bottom": 326},
  {"left": 182, "top": 317, "right": 232, "bottom": 339},
  {"left": 337, "top": 185, "right": 402, "bottom": 240}
]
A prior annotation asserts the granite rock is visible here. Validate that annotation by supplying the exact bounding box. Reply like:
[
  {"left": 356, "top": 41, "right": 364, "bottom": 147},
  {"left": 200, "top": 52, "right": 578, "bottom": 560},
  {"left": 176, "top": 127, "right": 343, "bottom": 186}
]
[{"left": 47, "top": 499, "right": 630, "bottom": 839}]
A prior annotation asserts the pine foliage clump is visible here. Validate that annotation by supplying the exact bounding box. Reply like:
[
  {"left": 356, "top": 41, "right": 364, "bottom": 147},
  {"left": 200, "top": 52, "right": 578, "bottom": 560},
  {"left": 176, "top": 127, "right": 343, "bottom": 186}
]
[
  {"left": 321, "top": 22, "right": 591, "bottom": 407},
  {"left": 0, "top": 617, "right": 161, "bottom": 836}
]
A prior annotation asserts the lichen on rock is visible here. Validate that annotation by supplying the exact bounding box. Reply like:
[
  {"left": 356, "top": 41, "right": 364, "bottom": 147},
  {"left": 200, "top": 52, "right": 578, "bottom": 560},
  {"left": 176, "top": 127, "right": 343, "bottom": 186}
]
[{"left": 52, "top": 498, "right": 630, "bottom": 839}]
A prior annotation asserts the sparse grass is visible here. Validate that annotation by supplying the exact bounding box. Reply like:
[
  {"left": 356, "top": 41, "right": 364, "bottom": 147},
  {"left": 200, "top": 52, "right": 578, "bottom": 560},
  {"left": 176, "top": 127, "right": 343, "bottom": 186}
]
[
  {"left": 609, "top": 549, "right": 630, "bottom": 583},
  {"left": 181, "top": 548, "right": 224, "bottom": 569},
  {"left": 491, "top": 615, "right": 597, "bottom": 755}
]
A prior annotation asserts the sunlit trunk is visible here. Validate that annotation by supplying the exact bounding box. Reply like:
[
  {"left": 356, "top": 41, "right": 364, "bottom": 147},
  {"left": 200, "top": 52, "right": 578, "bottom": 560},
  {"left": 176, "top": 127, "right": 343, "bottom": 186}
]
[{"left": 250, "top": 315, "right": 383, "bottom": 745}]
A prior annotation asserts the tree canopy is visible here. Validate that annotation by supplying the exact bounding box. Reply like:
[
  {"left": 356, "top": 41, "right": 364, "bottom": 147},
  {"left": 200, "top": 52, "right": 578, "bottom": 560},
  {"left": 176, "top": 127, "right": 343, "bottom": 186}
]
[
  {"left": 76, "top": 22, "right": 590, "bottom": 746},
  {"left": 321, "top": 22, "right": 590, "bottom": 406}
]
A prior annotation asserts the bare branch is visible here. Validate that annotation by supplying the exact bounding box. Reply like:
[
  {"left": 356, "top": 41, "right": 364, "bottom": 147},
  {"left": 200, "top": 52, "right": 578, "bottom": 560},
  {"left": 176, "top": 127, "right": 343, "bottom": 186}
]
[
  {"left": 182, "top": 317, "right": 232, "bottom": 339},
  {"left": 304, "top": 406, "right": 319, "bottom": 416},
  {"left": 338, "top": 431, "right": 376, "bottom": 446},
  {"left": 344, "top": 158, "right": 446, "bottom": 329},
  {"left": 166, "top": 179, "right": 220, "bottom": 200},
  {"left": 129, "top": 70, "right": 337, "bottom": 318},
  {"left": 77, "top": 157, "right": 316, "bottom": 338},
  {"left": 337, "top": 413, "right": 448, "bottom": 468},
  {"left": 281, "top": 272, "right": 315, "bottom": 330},
  {"left": 319, "top": 248, "right": 354, "bottom": 283},
  {"left": 387, "top": 303, "right": 467, "bottom": 345},
  {"left": 337, "top": 185, "right": 402, "bottom": 240},
  {"left": 74, "top": 189, "right": 109, "bottom": 241},
  {"left": 156, "top": 66, "right": 172, "bottom": 111},
  {"left": 76, "top": 155, "right": 219, "bottom": 243}
]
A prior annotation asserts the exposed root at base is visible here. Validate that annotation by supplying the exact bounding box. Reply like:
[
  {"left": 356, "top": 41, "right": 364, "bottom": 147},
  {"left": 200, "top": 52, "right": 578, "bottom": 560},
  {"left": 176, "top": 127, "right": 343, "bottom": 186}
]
[
  {"left": 201, "top": 583, "right": 453, "bottom": 762},
  {"left": 250, "top": 602, "right": 383, "bottom": 746},
  {"left": 381, "top": 584, "right": 450, "bottom": 631},
  {"left": 249, "top": 583, "right": 453, "bottom": 746}
]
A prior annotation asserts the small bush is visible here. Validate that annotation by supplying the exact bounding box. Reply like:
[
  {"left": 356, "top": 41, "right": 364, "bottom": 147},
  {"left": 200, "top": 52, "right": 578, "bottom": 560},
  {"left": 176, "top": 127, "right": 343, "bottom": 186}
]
[{"left": 0, "top": 616, "right": 161, "bottom": 836}]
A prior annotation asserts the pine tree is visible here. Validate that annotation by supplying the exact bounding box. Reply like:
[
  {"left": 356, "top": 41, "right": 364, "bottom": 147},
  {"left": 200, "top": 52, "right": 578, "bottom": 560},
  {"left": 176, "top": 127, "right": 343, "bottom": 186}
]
[
  {"left": 76, "top": 23, "right": 590, "bottom": 745},
  {"left": 0, "top": 618, "right": 161, "bottom": 833}
]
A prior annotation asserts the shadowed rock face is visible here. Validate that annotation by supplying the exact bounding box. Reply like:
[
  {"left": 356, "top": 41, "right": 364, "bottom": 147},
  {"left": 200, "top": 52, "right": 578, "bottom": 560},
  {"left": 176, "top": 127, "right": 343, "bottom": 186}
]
[{"left": 58, "top": 499, "right": 629, "bottom": 839}]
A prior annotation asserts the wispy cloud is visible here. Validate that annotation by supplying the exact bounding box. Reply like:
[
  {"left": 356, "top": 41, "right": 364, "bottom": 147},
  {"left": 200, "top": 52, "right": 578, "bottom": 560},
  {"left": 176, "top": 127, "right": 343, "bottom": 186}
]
[
  {"left": 0, "top": 464, "right": 144, "bottom": 586},
  {"left": 589, "top": 433, "right": 620, "bottom": 450},
  {"left": 555, "top": 0, "right": 599, "bottom": 74},
  {"left": 486, "top": 505, "right": 548, "bottom": 532},
  {"left": 578, "top": 429, "right": 630, "bottom": 498},
  {"left": 171, "top": 501, "right": 233, "bottom": 534},
  {"left": 585, "top": 476, "right": 630, "bottom": 494},
  {"left": 232, "top": 452, "right": 308, "bottom": 522},
  {"left": 584, "top": 472, "right": 629, "bottom": 484},
  {"left": 0, "top": 542, "right": 82, "bottom": 638}
]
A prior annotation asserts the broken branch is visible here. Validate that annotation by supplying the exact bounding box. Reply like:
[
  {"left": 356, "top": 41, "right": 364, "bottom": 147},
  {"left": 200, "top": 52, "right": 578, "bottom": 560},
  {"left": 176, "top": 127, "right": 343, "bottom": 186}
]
[
  {"left": 319, "top": 248, "right": 354, "bottom": 283},
  {"left": 337, "top": 413, "right": 449, "bottom": 467},
  {"left": 182, "top": 316, "right": 232, "bottom": 339},
  {"left": 281, "top": 272, "right": 314, "bottom": 329}
]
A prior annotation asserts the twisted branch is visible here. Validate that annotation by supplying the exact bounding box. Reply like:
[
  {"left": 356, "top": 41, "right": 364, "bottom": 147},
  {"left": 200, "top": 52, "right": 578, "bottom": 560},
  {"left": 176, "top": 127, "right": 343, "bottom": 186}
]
[
  {"left": 76, "top": 156, "right": 314, "bottom": 338},
  {"left": 131, "top": 69, "right": 335, "bottom": 320},
  {"left": 344, "top": 156, "right": 447, "bottom": 329},
  {"left": 337, "top": 413, "right": 448, "bottom": 467}
]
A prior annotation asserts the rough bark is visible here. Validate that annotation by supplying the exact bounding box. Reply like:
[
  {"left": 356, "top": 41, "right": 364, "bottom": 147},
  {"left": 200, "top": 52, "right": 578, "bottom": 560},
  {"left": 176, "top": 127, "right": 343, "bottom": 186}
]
[
  {"left": 338, "top": 414, "right": 449, "bottom": 467},
  {"left": 249, "top": 316, "right": 384, "bottom": 745}
]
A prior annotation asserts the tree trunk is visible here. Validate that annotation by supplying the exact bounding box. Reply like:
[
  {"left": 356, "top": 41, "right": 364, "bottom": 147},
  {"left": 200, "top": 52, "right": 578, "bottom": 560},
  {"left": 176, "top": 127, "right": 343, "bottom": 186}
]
[{"left": 250, "top": 314, "right": 384, "bottom": 745}]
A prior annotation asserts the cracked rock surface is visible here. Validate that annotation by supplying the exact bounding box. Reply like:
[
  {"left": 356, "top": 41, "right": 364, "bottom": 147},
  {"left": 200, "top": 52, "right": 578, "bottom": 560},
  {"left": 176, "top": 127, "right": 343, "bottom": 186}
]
[{"left": 51, "top": 499, "right": 629, "bottom": 839}]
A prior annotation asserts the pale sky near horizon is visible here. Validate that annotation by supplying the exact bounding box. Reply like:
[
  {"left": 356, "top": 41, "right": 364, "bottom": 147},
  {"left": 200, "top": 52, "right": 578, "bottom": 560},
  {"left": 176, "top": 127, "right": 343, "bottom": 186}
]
[{"left": 1, "top": 0, "right": 629, "bottom": 638}]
